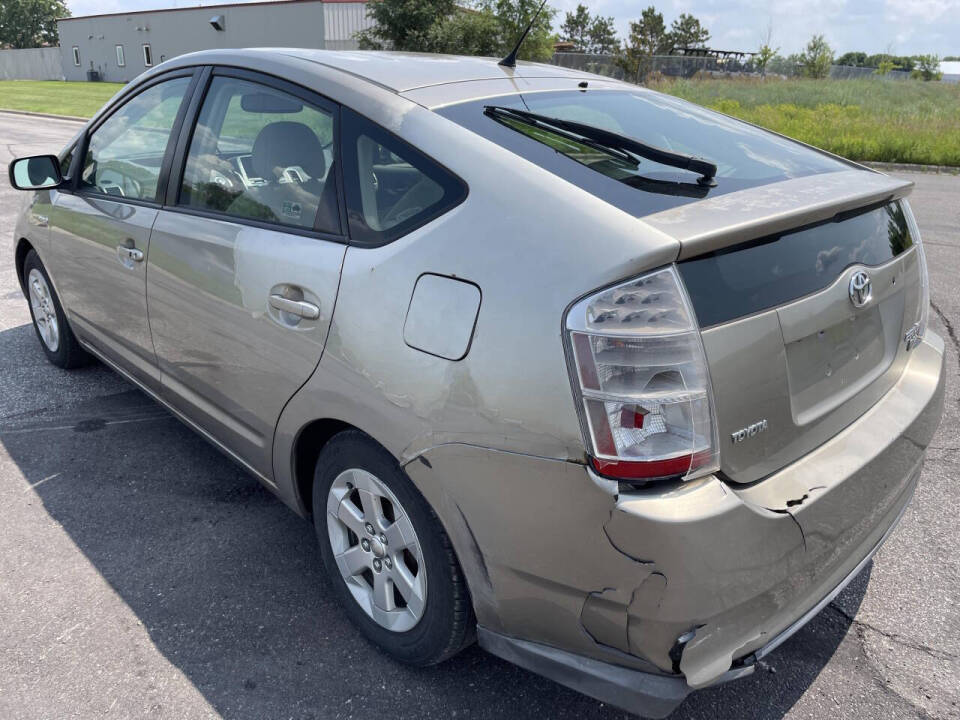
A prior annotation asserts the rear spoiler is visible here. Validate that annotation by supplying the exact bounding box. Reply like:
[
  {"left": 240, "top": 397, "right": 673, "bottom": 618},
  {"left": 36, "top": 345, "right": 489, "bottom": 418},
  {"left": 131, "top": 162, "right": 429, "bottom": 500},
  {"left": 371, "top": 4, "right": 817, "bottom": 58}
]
[{"left": 641, "top": 169, "right": 914, "bottom": 260}]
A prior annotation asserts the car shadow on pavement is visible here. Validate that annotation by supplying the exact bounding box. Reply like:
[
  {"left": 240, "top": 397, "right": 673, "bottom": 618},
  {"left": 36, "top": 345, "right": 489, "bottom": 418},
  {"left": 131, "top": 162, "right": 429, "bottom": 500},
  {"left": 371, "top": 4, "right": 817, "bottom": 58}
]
[{"left": 0, "top": 325, "right": 869, "bottom": 720}]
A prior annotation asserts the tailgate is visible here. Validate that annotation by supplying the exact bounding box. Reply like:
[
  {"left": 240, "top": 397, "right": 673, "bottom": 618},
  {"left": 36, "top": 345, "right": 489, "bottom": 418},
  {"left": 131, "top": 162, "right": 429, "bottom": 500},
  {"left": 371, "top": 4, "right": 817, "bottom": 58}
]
[{"left": 643, "top": 169, "right": 923, "bottom": 483}]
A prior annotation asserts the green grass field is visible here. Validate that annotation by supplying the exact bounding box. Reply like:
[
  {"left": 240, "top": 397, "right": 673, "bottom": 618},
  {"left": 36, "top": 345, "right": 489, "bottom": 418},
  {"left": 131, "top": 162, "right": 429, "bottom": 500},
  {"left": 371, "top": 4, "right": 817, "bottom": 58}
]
[
  {"left": 1, "top": 76, "right": 958, "bottom": 165},
  {"left": 0, "top": 80, "right": 125, "bottom": 117},
  {"left": 654, "top": 76, "right": 960, "bottom": 166}
]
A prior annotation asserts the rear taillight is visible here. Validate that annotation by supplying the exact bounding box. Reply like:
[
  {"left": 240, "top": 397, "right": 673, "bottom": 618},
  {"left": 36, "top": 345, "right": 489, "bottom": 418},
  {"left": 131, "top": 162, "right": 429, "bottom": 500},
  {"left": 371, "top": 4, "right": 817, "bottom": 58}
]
[
  {"left": 565, "top": 266, "right": 720, "bottom": 482},
  {"left": 903, "top": 201, "right": 929, "bottom": 346}
]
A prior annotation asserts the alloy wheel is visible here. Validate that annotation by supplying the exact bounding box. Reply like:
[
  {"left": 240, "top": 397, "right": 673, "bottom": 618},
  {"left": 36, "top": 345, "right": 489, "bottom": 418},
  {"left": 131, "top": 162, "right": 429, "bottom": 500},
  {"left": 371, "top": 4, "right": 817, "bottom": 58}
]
[
  {"left": 326, "top": 468, "right": 427, "bottom": 632},
  {"left": 28, "top": 269, "right": 59, "bottom": 353}
]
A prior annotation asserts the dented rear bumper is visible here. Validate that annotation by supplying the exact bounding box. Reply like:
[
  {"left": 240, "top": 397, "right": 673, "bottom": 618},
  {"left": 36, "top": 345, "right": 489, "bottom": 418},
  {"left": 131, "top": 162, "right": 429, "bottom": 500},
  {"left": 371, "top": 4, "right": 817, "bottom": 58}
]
[{"left": 404, "top": 332, "right": 945, "bottom": 717}]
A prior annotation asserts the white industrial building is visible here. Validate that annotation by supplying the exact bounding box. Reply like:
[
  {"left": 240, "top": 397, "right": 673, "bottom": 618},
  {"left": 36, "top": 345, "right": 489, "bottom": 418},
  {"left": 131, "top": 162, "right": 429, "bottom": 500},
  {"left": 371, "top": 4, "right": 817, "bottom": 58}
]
[
  {"left": 940, "top": 60, "right": 960, "bottom": 83},
  {"left": 56, "top": 0, "right": 374, "bottom": 83}
]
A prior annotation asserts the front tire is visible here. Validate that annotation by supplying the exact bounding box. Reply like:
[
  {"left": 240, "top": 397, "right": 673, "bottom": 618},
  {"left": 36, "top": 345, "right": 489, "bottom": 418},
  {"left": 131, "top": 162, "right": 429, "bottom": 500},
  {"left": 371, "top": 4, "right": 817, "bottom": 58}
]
[
  {"left": 22, "top": 250, "right": 90, "bottom": 369},
  {"left": 313, "top": 430, "right": 474, "bottom": 665}
]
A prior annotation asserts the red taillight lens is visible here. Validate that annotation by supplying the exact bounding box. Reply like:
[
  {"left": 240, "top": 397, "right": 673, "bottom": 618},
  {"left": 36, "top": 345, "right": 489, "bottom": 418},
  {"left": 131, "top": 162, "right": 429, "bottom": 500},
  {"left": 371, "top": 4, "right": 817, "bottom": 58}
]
[
  {"left": 620, "top": 406, "right": 646, "bottom": 429},
  {"left": 565, "top": 266, "right": 720, "bottom": 483},
  {"left": 592, "top": 450, "right": 715, "bottom": 480}
]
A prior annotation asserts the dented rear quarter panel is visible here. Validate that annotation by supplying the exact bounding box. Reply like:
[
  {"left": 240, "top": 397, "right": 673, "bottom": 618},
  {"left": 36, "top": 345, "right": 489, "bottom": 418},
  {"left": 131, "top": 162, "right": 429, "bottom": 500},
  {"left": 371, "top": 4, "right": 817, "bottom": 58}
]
[{"left": 270, "top": 88, "right": 681, "bottom": 511}]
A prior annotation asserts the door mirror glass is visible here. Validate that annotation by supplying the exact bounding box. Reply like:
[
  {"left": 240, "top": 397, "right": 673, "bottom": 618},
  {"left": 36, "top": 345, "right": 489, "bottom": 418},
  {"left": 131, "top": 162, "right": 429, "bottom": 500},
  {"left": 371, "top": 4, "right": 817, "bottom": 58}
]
[{"left": 8, "top": 155, "right": 62, "bottom": 190}]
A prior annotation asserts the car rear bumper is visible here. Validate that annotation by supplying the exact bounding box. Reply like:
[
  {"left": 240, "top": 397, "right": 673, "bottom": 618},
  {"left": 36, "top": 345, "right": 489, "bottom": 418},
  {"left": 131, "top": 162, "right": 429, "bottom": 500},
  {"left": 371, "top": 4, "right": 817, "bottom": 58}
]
[
  {"left": 477, "top": 471, "right": 916, "bottom": 718},
  {"left": 404, "top": 332, "right": 945, "bottom": 717}
]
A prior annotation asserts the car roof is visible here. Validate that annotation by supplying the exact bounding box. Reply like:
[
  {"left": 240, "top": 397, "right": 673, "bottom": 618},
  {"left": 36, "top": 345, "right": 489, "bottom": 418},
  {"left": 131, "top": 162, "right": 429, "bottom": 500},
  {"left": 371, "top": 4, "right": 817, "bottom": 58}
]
[{"left": 187, "top": 49, "right": 599, "bottom": 94}]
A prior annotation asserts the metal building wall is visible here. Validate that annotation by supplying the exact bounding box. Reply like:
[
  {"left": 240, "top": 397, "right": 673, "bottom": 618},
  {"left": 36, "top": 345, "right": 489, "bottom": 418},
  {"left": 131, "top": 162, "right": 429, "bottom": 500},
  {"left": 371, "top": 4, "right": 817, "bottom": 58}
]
[
  {"left": 323, "top": 2, "right": 372, "bottom": 51},
  {"left": 56, "top": 0, "right": 335, "bottom": 83},
  {"left": 0, "top": 48, "right": 63, "bottom": 80}
]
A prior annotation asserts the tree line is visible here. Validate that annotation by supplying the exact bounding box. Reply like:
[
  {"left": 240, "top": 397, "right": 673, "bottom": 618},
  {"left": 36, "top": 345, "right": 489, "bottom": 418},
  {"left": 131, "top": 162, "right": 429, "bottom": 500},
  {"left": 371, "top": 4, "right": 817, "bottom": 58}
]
[
  {"left": 358, "top": 2, "right": 947, "bottom": 81},
  {"left": 0, "top": 0, "right": 70, "bottom": 49},
  {"left": 756, "top": 36, "right": 944, "bottom": 80},
  {"left": 357, "top": 0, "right": 558, "bottom": 61},
  {"left": 833, "top": 51, "right": 944, "bottom": 78},
  {"left": 357, "top": 2, "right": 712, "bottom": 67}
]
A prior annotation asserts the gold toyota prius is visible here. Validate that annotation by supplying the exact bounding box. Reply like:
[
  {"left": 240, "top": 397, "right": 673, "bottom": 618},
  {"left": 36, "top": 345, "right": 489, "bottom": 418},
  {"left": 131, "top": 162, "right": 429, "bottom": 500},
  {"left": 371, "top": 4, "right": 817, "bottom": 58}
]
[{"left": 8, "top": 49, "right": 945, "bottom": 717}]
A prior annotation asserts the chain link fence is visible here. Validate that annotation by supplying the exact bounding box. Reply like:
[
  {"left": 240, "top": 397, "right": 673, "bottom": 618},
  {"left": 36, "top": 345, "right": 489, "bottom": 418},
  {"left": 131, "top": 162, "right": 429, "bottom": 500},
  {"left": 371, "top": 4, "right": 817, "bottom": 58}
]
[
  {"left": 650, "top": 54, "right": 757, "bottom": 78},
  {"left": 828, "top": 64, "right": 910, "bottom": 80},
  {"left": 550, "top": 52, "right": 628, "bottom": 81},
  {"left": 551, "top": 52, "right": 913, "bottom": 83}
]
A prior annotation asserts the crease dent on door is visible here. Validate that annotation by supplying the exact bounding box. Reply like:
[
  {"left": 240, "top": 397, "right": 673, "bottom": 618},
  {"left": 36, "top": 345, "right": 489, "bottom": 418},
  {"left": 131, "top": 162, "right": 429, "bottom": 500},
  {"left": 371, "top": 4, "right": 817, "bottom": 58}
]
[{"left": 147, "top": 213, "right": 346, "bottom": 478}]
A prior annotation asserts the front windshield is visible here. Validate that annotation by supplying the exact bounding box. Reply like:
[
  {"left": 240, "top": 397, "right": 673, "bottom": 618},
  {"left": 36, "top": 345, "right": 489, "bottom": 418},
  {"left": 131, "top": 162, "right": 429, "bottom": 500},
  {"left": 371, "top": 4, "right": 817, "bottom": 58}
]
[{"left": 439, "top": 88, "right": 853, "bottom": 216}]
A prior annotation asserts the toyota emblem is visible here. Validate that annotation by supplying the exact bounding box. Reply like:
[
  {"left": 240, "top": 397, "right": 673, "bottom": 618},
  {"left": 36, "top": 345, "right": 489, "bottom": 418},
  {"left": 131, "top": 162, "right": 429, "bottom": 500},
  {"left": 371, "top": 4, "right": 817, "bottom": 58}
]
[{"left": 849, "top": 270, "right": 872, "bottom": 308}]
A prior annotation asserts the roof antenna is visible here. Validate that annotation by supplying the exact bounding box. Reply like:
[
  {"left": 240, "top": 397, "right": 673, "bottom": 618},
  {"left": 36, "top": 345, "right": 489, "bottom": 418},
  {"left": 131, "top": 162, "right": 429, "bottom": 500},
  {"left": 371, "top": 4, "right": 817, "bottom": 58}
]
[{"left": 499, "top": 0, "right": 548, "bottom": 69}]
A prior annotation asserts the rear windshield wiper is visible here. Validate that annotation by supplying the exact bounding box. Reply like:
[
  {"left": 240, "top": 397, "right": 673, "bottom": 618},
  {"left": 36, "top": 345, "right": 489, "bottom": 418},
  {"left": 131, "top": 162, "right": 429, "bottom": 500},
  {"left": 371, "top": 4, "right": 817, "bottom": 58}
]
[{"left": 484, "top": 105, "right": 718, "bottom": 186}]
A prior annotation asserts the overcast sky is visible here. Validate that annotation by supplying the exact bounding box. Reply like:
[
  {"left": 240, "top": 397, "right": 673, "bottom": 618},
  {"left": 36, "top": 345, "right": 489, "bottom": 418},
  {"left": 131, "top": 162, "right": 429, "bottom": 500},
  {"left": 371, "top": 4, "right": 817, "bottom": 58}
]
[{"left": 65, "top": 0, "right": 960, "bottom": 56}]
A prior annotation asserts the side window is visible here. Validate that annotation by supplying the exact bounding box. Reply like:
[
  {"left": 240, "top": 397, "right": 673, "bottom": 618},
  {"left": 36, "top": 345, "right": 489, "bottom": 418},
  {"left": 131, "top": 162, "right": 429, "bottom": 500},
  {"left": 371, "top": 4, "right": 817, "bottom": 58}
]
[
  {"left": 342, "top": 108, "right": 466, "bottom": 246},
  {"left": 179, "top": 76, "right": 340, "bottom": 233},
  {"left": 79, "top": 76, "right": 192, "bottom": 202}
]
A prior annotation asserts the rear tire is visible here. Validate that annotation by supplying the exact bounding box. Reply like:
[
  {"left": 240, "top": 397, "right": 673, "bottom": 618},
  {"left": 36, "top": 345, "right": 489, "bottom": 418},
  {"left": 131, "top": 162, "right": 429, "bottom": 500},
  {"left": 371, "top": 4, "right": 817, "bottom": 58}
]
[
  {"left": 313, "top": 430, "right": 474, "bottom": 665},
  {"left": 22, "top": 250, "right": 90, "bottom": 369}
]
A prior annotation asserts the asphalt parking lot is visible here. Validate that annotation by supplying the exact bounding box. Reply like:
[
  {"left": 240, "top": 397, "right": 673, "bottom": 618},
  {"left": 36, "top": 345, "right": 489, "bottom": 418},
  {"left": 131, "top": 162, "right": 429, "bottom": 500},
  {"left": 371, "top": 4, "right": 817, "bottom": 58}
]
[{"left": 0, "top": 111, "right": 957, "bottom": 720}]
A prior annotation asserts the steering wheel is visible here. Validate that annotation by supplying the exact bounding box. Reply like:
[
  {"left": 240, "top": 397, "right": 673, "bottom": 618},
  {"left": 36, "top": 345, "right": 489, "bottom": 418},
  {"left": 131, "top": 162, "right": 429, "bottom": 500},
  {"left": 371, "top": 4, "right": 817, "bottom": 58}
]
[
  {"left": 98, "top": 174, "right": 140, "bottom": 198},
  {"left": 209, "top": 167, "right": 242, "bottom": 192}
]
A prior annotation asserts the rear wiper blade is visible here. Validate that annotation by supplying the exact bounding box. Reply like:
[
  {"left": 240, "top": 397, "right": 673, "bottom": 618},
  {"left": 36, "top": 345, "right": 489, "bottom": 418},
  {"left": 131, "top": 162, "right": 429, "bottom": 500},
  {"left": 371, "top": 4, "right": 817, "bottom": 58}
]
[
  {"left": 484, "top": 105, "right": 718, "bottom": 186},
  {"left": 486, "top": 107, "right": 638, "bottom": 166}
]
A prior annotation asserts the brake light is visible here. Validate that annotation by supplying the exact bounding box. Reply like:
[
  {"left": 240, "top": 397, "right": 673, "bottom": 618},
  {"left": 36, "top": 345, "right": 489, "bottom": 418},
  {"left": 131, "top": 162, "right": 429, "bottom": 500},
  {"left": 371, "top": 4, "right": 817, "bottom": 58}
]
[
  {"left": 565, "top": 266, "right": 720, "bottom": 482},
  {"left": 903, "top": 201, "right": 929, "bottom": 348}
]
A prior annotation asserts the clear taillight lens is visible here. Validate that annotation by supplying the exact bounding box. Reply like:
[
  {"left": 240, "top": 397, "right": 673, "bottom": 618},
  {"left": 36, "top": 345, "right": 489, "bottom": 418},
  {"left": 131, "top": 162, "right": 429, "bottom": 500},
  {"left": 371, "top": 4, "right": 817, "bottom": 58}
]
[
  {"left": 565, "top": 266, "right": 720, "bottom": 482},
  {"left": 903, "top": 201, "right": 929, "bottom": 342}
]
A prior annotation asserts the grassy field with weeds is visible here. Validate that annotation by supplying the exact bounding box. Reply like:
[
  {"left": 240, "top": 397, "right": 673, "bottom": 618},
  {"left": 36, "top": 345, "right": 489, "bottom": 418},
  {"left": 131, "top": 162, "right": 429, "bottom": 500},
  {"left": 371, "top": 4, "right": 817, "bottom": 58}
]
[
  {"left": 654, "top": 76, "right": 960, "bottom": 166},
  {"left": 0, "top": 80, "right": 125, "bottom": 118}
]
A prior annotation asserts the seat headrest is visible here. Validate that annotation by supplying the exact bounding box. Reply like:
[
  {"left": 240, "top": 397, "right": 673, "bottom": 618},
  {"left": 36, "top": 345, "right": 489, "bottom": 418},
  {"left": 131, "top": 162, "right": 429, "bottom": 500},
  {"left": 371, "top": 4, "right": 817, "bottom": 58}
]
[{"left": 251, "top": 121, "right": 326, "bottom": 181}]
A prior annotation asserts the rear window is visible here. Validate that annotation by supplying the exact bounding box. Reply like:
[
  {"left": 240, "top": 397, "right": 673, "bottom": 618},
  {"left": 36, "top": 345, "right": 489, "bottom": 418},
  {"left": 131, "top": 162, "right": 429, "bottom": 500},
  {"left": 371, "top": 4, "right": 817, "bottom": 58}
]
[
  {"left": 438, "top": 88, "right": 851, "bottom": 217},
  {"left": 677, "top": 201, "right": 913, "bottom": 327}
]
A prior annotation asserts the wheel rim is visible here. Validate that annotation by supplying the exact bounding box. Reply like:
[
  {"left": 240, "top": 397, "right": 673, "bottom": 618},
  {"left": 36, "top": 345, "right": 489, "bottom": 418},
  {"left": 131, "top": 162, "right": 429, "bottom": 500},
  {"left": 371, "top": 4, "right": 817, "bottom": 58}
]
[
  {"left": 326, "top": 468, "right": 427, "bottom": 633},
  {"left": 27, "top": 269, "right": 59, "bottom": 353}
]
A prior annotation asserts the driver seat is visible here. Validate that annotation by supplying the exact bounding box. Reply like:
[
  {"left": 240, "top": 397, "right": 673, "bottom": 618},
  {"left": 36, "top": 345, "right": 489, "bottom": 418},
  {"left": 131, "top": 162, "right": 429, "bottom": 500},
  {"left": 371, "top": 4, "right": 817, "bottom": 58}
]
[{"left": 228, "top": 121, "right": 338, "bottom": 230}]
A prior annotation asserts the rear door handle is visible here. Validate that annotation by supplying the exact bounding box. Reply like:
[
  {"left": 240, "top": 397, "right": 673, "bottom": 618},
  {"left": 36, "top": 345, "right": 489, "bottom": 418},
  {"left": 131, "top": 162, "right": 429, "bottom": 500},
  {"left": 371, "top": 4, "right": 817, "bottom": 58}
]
[
  {"left": 269, "top": 294, "right": 320, "bottom": 320},
  {"left": 117, "top": 245, "right": 144, "bottom": 263}
]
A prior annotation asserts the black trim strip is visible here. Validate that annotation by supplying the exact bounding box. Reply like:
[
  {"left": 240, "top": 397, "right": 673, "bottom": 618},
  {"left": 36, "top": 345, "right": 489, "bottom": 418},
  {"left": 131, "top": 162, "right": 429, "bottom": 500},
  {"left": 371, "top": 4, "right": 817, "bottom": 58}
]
[
  {"left": 164, "top": 66, "right": 211, "bottom": 206},
  {"left": 689, "top": 196, "right": 898, "bottom": 262}
]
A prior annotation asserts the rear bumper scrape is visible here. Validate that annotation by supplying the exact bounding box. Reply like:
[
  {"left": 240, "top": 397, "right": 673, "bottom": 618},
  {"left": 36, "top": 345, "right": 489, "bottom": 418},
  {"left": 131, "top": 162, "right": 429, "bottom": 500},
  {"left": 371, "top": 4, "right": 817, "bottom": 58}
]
[
  {"left": 480, "top": 489, "right": 912, "bottom": 720},
  {"left": 608, "top": 333, "right": 944, "bottom": 688},
  {"left": 478, "top": 627, "right": 690, "bottom": 720}
]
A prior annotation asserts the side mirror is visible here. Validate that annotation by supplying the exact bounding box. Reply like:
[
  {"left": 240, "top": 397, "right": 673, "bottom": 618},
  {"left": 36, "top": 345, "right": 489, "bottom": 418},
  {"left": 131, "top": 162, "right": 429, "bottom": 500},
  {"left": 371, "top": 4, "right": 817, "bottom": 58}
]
[{"left": 8, "top": 155, "right": 63, "bottom": 191}]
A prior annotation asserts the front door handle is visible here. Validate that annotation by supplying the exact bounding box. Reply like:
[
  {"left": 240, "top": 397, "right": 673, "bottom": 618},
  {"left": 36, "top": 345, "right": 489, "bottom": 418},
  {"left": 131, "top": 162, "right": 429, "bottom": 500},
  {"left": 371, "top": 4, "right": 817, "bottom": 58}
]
[
  {"left": 117, "top": 245, "right": 144, "bottom": 263},
  {"left": 269, "top": 294, "right": 320, "bottom": 320}
]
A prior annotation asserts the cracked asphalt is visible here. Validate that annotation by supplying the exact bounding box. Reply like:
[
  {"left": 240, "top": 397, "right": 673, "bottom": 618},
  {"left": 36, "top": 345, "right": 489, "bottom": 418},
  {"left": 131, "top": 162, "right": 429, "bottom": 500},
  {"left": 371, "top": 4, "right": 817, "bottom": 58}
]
[{"left": 0, "top": 112, "right": 958, "bottom": 719}]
